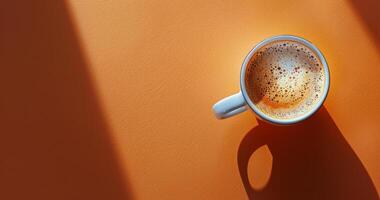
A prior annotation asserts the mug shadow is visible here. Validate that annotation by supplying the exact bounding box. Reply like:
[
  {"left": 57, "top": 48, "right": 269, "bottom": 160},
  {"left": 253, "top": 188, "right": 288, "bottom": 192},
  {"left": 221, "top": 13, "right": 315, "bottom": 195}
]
[{"left": 238, "top": 107, "right": 379, "bottom": 200}]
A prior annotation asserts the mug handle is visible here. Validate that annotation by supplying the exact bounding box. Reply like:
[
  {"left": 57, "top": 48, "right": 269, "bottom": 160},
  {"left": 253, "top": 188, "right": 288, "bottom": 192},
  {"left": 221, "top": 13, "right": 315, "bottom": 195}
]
[{"left": 213, "top": 91, "right": 247, "bottom": 119}]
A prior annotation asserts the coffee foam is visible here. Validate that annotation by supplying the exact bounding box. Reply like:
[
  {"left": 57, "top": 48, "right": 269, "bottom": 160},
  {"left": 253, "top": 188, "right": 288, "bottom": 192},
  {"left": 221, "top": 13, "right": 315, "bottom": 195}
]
[{"left": 245, "top": 40, "right": 325, "bottom": 120}]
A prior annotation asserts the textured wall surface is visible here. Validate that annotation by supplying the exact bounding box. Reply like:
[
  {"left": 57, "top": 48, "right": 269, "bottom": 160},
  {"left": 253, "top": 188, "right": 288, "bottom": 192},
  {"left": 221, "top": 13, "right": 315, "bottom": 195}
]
[{"left": 1, "top": 0, "right": 379, "bottom": 199}]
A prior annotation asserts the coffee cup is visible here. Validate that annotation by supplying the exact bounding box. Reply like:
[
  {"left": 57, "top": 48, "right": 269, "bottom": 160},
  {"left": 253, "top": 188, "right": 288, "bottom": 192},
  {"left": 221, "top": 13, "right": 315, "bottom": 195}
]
[{"left": 212, "top": 35, "right": 330, "bottom": 125}]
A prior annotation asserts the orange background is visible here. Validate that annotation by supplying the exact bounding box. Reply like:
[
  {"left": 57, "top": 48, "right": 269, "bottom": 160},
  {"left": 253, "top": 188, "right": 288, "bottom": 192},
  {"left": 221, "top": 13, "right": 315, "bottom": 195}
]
[{"left": 1, "top": 0, "right": 379, "bottom": 199}]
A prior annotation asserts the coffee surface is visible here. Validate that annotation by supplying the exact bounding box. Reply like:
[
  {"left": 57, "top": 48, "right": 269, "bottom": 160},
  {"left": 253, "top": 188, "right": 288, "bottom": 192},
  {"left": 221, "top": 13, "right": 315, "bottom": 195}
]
[{"left": 245, "top": 40, "right": 325, "bottom": 120}]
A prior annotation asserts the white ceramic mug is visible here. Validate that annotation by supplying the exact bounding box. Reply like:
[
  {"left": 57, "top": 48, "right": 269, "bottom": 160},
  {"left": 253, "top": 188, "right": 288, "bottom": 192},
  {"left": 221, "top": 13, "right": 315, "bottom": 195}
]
[{"left": 212, "top": 35, "right": 330, "bottom": 125}]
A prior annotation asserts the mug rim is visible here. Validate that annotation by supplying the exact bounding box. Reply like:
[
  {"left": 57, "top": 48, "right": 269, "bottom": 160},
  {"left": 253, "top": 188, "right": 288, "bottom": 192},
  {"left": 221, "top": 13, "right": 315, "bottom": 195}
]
[{"left": 240, "top": 35, "right": 330, "bottom": 125}]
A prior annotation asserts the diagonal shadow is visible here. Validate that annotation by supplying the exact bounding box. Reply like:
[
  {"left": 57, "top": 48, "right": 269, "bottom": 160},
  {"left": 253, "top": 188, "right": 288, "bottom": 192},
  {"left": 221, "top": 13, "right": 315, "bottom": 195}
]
[
  {"left": 238, "top": 107, "right": 379, "bottom": 200},
  {"left": 348, "top": 0, "right": 380, "bottom": 49},
  {"left": 0, "top": 1, "right": 133, "bottom": 200}
]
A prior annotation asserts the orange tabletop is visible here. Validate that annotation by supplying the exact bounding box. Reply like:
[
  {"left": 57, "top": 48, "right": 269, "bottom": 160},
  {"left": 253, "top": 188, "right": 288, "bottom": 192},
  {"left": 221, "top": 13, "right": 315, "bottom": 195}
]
[{"left": 1, "top": 0, "right": 379, "bottom": 199}]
